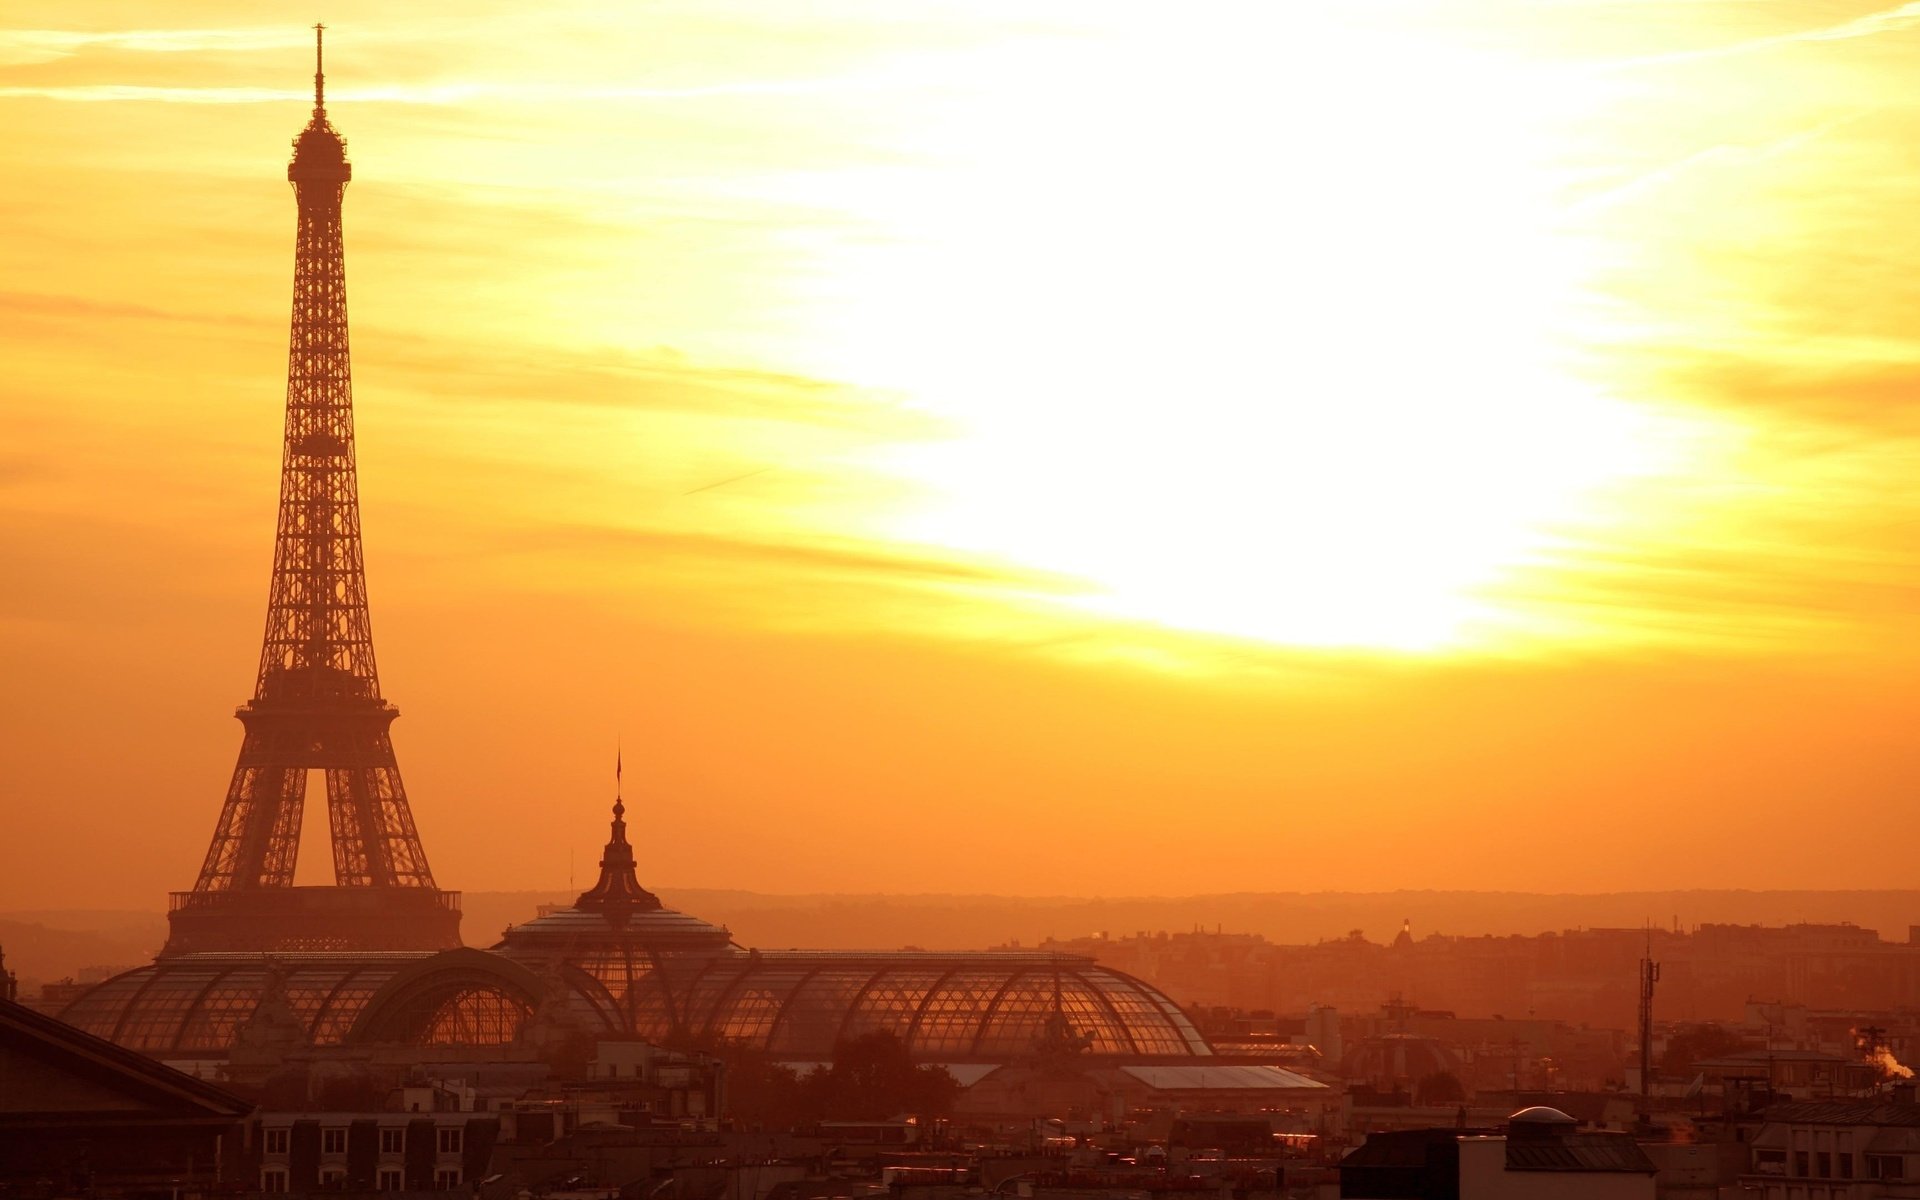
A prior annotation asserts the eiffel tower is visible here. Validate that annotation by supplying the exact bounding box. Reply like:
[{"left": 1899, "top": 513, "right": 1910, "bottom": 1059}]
[{"left": 162, "top": 28, "right": 460, "bottom": 956}]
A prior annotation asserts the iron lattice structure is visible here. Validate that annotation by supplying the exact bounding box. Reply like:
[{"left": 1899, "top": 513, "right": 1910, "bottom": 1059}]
[{"left": 166, "top": 30, "right": 457, "bottom": 955}]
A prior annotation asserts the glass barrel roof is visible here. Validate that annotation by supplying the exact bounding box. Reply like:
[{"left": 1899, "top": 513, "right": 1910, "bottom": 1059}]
[
  {"left": 63, "top": 920, "right": 1211, "bottom": 1063},
  {"left": 683, "top": 954, "right": 1213, "bottom": 1060},
  {"left": 496, "top": 919, "right": 1213, "bottom": 1061},
  {"left": 58, "top": 953, "right": 433, "bottom": 1055}
]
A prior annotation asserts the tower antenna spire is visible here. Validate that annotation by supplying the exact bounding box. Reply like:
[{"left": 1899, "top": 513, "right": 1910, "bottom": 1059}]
[{"left": 313, "top": 23, "right": 326, "bottom": 115}]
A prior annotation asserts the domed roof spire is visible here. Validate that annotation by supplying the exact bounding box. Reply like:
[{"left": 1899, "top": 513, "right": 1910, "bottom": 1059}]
[{"left": 574, "top": 746, "right": 662, "bottom": 925}]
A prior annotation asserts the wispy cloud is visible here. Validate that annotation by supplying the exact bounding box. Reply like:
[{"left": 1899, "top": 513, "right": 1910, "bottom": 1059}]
[
  {"left": 0, "top": 75, "right": 912, "bottom": 107},
  {"left": 499, "top": 521, "right": 1077, "bottom": 595},
  {"left": 0, "top": 287, "right": 938, "bottom": 437},
  {"left": 368, "top": 332, "right": 944, "bottom": 435},
  {"left": 0, "top": 84, "right": 297, "bottom": 103},
  {"left": 0, "top": 289, "right": 272, "bottom": 328},
  {"left": 1660, "top": 356, "right": 1920, "bottom": 431},
  {"left": 1617, "top": 1, "right": 1920, "bottom": 68},
  {"left": 1512, "top": 527, "right": 1920, "bottom": 653},
  {"left": 0, "top": 27, "right": 310, "bottom": 67},
  {"left": 1567, "top": 113, "right": 1871, "bottom": 216}
]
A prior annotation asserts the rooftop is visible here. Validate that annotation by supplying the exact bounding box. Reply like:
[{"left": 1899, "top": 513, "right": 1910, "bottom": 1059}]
[
  {"left": 1118, "top": 1063, "right": 1328, "bottom": 1091},
  {"left": 1759, "top": 1100, "right": 1920, "bottom": 1127},
  {"left": 1502, "top": 1132, "right": 1656, "bottom": 1174}
]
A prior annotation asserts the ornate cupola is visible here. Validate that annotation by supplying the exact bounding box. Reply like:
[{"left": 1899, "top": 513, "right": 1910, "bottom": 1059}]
[
  {"left": 494, "top": 760, "right": 733, "bottom": 956},
  {"left": 572, "top": 759, "right": 663, "bottom": 928}
]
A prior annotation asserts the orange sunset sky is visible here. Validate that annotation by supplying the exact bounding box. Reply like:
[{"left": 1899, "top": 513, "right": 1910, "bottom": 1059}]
[{"left": 5, "top": 2, "right": 1920, "bottom": 913}]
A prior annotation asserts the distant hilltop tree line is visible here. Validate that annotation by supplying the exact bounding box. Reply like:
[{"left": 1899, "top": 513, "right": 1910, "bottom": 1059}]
[{"left": 1029, "top": 921, "right": 1920, "bottom": 1031}]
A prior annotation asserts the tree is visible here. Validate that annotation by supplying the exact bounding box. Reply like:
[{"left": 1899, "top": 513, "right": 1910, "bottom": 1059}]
[
  {"left": 709, "top": 1040, "right": 805, "bottom": 1130},
  {"left": 1662, "top": 1023, "right": 1751, "bottom": 1077},
  {"left": 1415, "top": 1070, "right": 1465, "bottom": 1106},
  {"left": 800, "top": 1030, "right": 959, "bottom": 1120}
]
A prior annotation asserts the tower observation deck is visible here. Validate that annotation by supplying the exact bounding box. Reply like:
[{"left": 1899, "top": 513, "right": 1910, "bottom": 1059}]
[{"left": 163, "top": 28, "right": 460, "bottom": 955}]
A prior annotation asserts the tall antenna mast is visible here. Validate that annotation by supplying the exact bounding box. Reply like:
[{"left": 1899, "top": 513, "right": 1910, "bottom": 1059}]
[
  {"left": 313, "top": 24, "right": 326, "bottom": 115},
  {"left": 1639, "top": 925, "right": 1661, "bottom": 1113}
]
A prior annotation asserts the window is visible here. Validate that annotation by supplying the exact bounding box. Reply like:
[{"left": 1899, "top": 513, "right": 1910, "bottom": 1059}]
[
  {"left": 1870, "top": 1155, "right": 1906, "bottom": 1180},
  {"left": 320, "top": 1168, "right": 345, "bottom": 1188},
  {"left": 1840, "top": 1153, "right": 1853, "bottom": 1179},
  {"left": 1796, "top": 1151, "right": 1810, "bottom": 1177},
  {"left": 380, "top": 1127, "right": 405, "bottom": 1155},
  {"left": 261, "top": 1169, "right": 289, "bottom": 1193},
  {"left": 323, "top": 1126, "right": 348, "bottom": 1155},
  {"left": 1817, "top": 1152, "right": 1832, "bottom": 1178},
  {"left": 264, "top": 1127, "right": 290, "bottom": 1156},
  {"left": 437, "top": 1126, "right": 462, "bottom": 1155},
  {"left": 378, "top": 1168, "right": 404, "bottom": 1192},
  {"left": 435, "top": 1167, "right": 463, "bottom": 1189}
]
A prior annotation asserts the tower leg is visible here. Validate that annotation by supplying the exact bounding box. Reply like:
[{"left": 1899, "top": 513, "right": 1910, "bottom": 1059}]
[{"left": 194, "top": 753, "right": 306, "bottom": 891}]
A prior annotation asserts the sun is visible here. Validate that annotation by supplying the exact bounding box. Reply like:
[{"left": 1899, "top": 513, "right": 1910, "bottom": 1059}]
[
  {"left": 873, "top": 373, "right": 1679, "bottom": 654},
  {"left": 768, "top": 8, "right": 1688, "bottom": 653}
]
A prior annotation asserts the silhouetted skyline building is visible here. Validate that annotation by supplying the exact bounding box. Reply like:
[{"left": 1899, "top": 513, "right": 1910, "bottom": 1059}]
[{"left": 164, "top": 26, "right": 459, "bottom": 957}]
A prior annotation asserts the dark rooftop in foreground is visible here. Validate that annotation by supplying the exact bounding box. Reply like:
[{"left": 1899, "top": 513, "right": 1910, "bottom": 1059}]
[
  {"left": 1758, "top": 1099, "right": 1920, "bottom": 1126},
  {"left": 1502, "top": 1131, "right": 1655, "bottom": 1174}
]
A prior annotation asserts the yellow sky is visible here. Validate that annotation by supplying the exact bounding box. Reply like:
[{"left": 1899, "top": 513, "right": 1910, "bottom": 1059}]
[{"left": 5, "top": 2, "right": 1920, "bottom": 912}]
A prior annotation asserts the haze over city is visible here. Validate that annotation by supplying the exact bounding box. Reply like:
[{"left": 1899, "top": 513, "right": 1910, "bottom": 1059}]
[{"left": 8, "top": 1, "right": 1920, "bottom": 916}]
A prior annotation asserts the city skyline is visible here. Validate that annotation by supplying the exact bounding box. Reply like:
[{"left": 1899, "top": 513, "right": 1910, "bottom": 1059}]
[{"left": 7, "top": 3, "right": 1920, "bottom": 909}]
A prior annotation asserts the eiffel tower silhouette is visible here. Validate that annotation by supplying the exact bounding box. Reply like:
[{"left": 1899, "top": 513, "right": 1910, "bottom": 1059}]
[{"left": 163, "top": 28, "right": 460, "bottom": 955}]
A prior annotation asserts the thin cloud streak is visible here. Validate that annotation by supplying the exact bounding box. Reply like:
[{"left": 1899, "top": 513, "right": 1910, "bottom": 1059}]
[
  {"left": 0, "top": 289, "right": 273, "bottom": 330},
  {"left": 1566, "top": 113, "right": 1873, "bottom": 217},
  {"left": 502, "top": 522, "right": 1081, "bottom": 594},
  {"left": 0, "top": 77, "right": 917, "bottom": 106},
  {"left": 1611, "top": 1, "right": 1920, "bottom": 68},
  {"left": 0, "top": 27, "right": 311, "bottom": 66}
]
